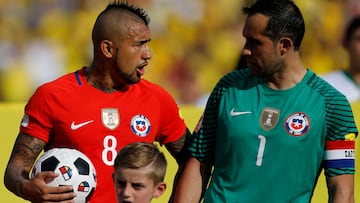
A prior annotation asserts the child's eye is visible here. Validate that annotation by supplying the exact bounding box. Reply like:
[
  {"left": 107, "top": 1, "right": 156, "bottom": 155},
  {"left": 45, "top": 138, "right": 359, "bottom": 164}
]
[{"left": 132, "top": 183, "right": 144, "bottom": 190}]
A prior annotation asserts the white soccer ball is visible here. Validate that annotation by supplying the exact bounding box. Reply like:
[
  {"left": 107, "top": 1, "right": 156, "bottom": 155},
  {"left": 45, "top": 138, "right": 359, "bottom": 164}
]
[{"left": 31, "top": 148, "right": 97, "bottom": 203}]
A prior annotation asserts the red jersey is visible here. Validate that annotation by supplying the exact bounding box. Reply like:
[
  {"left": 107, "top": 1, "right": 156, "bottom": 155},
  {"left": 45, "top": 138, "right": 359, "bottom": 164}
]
[{"left": 20, "top": 68, "right": 187, "bottom": 203}]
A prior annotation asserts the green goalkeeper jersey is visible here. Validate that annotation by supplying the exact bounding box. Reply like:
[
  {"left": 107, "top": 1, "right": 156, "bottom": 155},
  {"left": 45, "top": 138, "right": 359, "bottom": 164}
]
[{"left": 189, "top": 68, "right": 357, "bottom": 203}]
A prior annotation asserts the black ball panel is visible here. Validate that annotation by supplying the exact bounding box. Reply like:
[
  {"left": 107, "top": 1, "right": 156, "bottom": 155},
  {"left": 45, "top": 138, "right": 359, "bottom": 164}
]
[
  {"left": 41, "top": 156, "right": 59, "bottom": 171},
  {"left": 74, "top": 157, "right": 90, "bottom": 175}
]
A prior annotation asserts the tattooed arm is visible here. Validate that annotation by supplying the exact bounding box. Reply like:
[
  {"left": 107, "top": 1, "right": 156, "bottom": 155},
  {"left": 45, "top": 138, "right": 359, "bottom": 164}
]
[
  {"left": 4, "top": 133, "right": 76, "bottom": 203},
  {"left": 164, "top": 128, "right": 192, "bottom": 203}
]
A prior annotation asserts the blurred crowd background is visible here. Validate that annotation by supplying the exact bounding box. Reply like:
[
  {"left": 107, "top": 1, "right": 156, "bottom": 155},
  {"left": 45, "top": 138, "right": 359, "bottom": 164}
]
[{"left": 0, "top": 0, "right": 360, "bottom": 106}]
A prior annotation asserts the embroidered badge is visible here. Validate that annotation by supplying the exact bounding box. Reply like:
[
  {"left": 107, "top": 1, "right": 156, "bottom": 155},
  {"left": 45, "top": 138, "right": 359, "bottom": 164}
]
[
  {"left": 284, "top": 112, "right": 310, "bottom": 136},
  {"left": 130, "top": 114, "right": 151, "bottom": 137},
  {"left": 260, "top": 108, "right": 280, "bottom": 131},
  {"left": 101, "top": 108, "right": 119, "bottom": 130}
]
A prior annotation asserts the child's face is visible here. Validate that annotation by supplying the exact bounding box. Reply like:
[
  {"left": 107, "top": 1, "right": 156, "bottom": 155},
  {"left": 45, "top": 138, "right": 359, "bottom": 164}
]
[{"left": 113, "top": 168, "right": 166, "bottom": 203}]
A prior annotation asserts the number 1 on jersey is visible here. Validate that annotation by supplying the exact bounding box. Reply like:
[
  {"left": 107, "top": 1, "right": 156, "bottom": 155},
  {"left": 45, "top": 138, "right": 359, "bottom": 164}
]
[{"left": 256, "top": 135, "right": 266, "bottom": 166}]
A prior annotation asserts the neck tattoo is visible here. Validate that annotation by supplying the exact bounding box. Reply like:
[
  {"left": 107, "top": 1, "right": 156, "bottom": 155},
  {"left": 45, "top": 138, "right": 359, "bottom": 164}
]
[{"left": 85, "top": 68, "right": 116, "bottom": 93}]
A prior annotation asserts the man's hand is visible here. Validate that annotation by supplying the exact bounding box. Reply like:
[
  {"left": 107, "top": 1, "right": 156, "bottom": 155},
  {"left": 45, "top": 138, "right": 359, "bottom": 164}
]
[{"left": 21, "top": 171, "right": 77, "bottom": 203}]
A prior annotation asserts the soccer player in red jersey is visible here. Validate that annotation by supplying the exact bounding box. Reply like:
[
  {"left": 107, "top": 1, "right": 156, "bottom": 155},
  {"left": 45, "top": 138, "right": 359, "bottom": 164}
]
[{"left": 4, "top": 1, "right": 190, "bottom": 203}]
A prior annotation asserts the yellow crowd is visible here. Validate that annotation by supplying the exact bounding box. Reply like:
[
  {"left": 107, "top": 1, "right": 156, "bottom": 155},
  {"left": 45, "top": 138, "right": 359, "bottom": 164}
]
[{"left": 0, "top": 0, "right": 356, "bottom": 103}]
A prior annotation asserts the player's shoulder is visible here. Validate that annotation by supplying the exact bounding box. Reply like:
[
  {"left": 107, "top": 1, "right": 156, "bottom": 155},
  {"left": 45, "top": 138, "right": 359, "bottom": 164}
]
[
  {"left": 137, "top": 79, "right": 174, "bottom": 98},
  {"left": 217, "top": 68, "right": 259, "bottom": 89},
  {"left": 135, "top": 79, "right": 180, "bottom": 108},
  {"left": 308, "top": 70, "right": 348, "bottom": 102},
  {"left": 35, "top": 69, "right": 83, "bottom": 94},
  {"left": 319, "top": 70, "right": 349, "bottom": 91},
  {"left": 137, "top": 79, "right": 166, "bottom": 91},
  {"left": 221, "top": 68, "right": 252, "bottom": 81},
  {"left": 320, "top": 70, "right": 360, "bottom": 102}
]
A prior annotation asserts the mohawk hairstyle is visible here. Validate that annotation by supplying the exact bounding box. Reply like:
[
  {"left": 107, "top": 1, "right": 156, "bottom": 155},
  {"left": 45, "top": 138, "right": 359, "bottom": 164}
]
[{"left": 106, "top": 0, "right": 150, "bottom": 25}]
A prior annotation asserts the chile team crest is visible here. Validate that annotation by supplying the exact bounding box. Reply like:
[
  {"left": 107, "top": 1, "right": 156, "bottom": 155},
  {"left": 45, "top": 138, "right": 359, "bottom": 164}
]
[
  {"left": 285, "top": 112, "right": 310, "bottom": 136},
  {"left": 131, "top": 114, "right": 151, "bottom": 137}
]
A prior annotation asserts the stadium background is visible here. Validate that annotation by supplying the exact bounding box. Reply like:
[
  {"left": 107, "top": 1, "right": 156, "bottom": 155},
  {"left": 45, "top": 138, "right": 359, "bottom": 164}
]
[{"left": 0, "top": 0, "right": 359, "bottom": 202}]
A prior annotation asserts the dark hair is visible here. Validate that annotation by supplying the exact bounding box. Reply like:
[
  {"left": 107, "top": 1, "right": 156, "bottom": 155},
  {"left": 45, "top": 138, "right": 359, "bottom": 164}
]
[
  {"left": 243, "top": 0, "right": 305, "bottom": 51},
  {"left": 104, "top": 0, "right": 150, "bottom": 25},
  {"left": 343, "top": 16, "right": 360, "bottom": 46}
]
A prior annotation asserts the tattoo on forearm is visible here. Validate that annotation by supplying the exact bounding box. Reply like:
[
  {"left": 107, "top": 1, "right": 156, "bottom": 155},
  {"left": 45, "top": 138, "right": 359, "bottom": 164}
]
[
  {"left": 166, "top": 129, "right": 191, "bottom": 164},
  {"left": 13, "top": 134, "right": 45, "bottom": 167},
  {"left": 167, "top": 138, "right": 185, "bottom": 153}
]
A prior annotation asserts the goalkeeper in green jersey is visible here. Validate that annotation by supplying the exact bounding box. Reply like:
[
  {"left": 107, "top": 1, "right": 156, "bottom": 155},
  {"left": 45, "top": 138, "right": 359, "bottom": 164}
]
[{"left": 174, "top": 0, "right": 358, "bottom": 203}]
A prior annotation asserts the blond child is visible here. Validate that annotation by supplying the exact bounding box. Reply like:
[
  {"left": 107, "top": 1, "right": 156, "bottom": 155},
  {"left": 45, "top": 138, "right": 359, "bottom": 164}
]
[{"left": 113, "top": 142, "right": 167, "bottom": 203}]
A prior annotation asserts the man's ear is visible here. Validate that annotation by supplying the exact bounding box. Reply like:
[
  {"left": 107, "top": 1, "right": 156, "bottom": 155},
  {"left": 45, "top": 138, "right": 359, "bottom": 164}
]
[
  {"left": 101, "top": 40, "right": 114, "bottom": 58},
  {"left": 279, "top": 37, "right": 293, "bottom": 55},
  {"left": 153, "top": 182, "right": 167, "bottom": 198}
]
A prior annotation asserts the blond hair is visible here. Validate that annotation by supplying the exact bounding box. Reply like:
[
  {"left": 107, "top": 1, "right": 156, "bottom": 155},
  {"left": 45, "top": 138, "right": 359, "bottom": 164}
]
[{"left": 114, "top": 142, "right": 167, "bottom": 184}]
